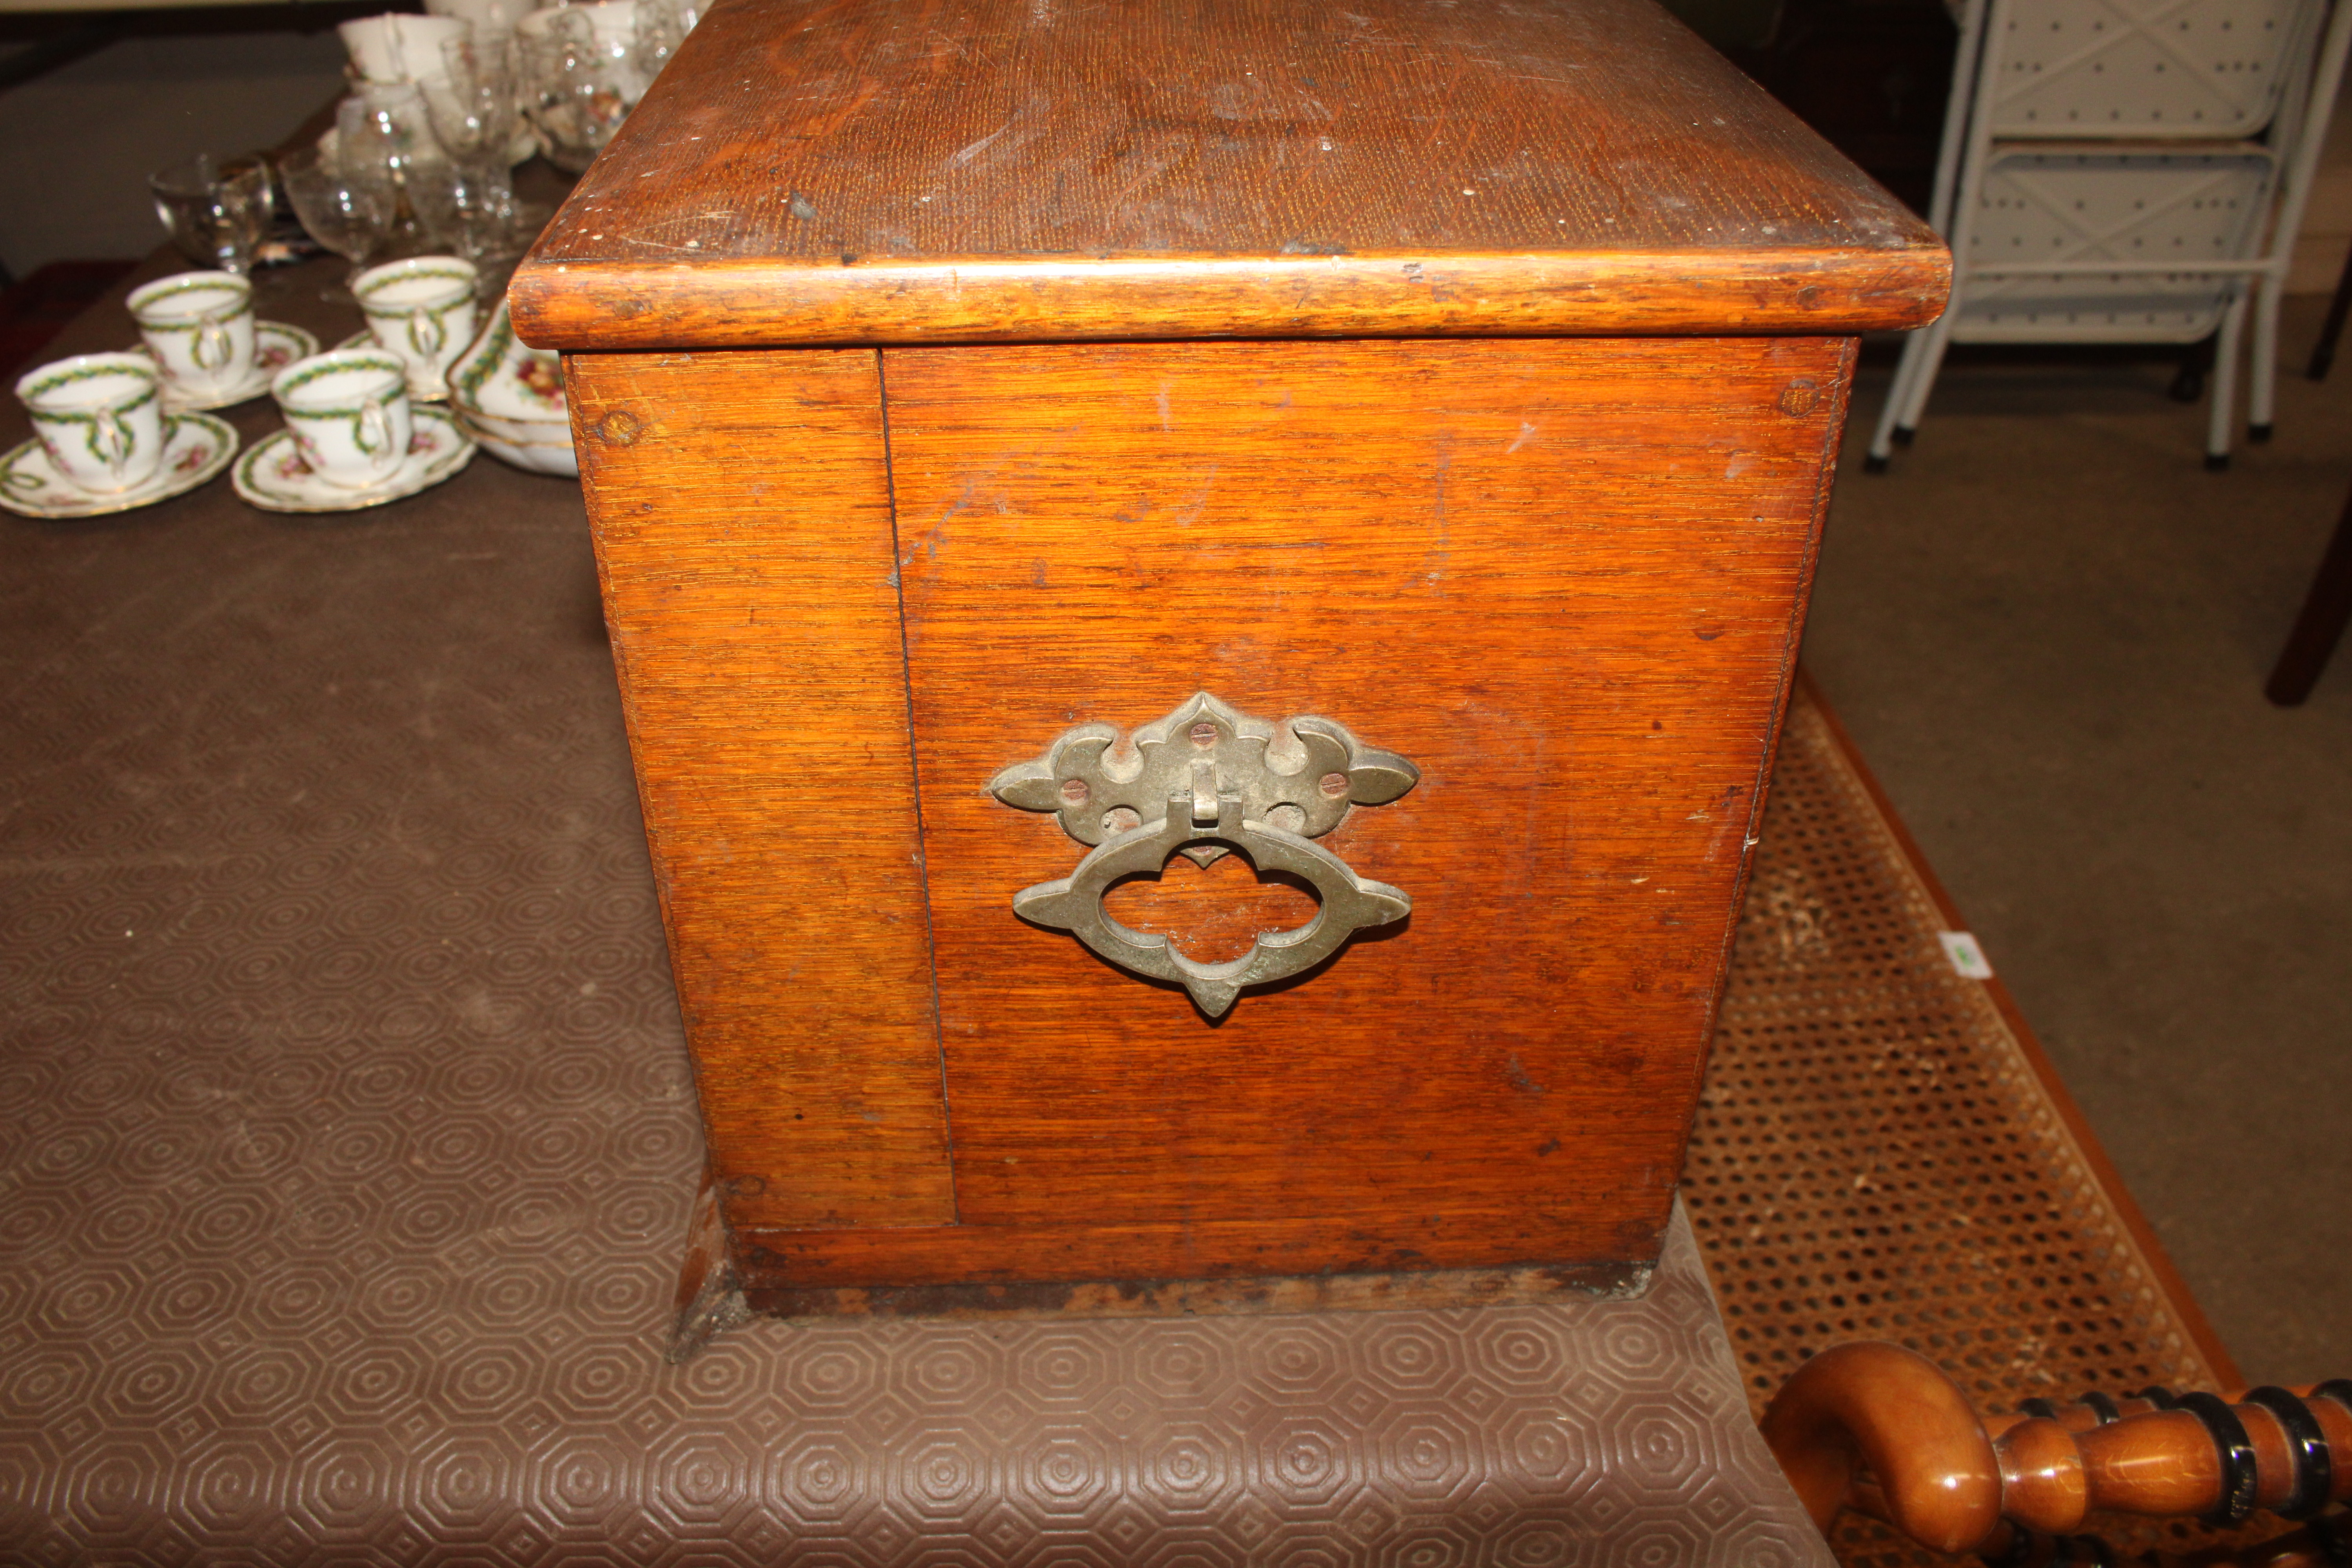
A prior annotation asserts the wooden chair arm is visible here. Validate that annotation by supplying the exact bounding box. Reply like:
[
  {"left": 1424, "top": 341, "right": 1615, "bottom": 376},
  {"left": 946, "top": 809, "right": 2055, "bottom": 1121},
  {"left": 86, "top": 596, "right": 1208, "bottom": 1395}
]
[{"left": 1761, "top": 1341, "right": 2352, "bottom": 1554}]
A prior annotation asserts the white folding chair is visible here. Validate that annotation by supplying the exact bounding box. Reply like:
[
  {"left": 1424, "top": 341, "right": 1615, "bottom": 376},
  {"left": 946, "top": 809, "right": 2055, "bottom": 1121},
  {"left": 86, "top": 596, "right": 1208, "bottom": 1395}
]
[{"left": 1867, "top": 0, "right": 2352, "bottom": 471}]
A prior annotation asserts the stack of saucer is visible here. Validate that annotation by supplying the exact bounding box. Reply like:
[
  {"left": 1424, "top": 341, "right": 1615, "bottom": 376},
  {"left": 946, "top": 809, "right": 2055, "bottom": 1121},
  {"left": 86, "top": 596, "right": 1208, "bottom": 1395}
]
[{"left": 446, "top": 298, "right": 575, "bottom": 476}]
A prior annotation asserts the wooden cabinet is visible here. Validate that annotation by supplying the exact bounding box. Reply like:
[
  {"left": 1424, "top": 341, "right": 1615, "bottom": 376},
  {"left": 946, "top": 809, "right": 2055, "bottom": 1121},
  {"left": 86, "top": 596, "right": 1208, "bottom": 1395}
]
[{"left": 511, "top": 0, "right": 1947, "bottom": 1317}]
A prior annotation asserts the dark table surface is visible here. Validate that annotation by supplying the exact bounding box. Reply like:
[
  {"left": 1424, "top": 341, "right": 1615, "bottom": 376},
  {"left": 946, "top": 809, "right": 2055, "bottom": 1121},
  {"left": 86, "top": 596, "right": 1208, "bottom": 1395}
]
[{"left": 0, "top": 241, "right": 1828, "bottom": 1567}]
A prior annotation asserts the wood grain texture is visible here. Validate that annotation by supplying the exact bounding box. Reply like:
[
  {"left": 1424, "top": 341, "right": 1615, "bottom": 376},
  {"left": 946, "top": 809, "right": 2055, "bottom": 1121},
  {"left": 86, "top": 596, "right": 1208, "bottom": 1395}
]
[
  {"left": 509, "top": 0, "right": 1948, "bottom": 348},
  {"left": 565, "top": 347, "right": 956, "bottom": 1230},
  {"left": 1764, "top": 1342, "right": 2003, "bottom": 1551},
  {"left": 725, "top": 332, "right": 1849, "bottom": 1290}
]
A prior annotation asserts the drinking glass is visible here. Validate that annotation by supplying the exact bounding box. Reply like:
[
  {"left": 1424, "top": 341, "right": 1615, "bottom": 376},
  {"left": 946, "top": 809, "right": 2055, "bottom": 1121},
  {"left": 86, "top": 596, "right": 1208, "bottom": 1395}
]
[
  {"left": 279, "top": 142, "right": 393, "bottom": 300},
  {"left": 630, "top": 0, "right": 687, "bottom": 82},
  {"left": 422, "top": 0, "right": 526, "bottom": 36},
  {"left": 517, "top": 7, "right": 636, "bottom": 173},
  {"left": 428, "top": 34, "right": 521, "bottom": 162},
  {"left": 425, "top": 38, "right": 520, "bottom": 209},
  {"left": 405, "top": 158, "right": 516, "bottom": 280},
  {"left": 149, "top": 154, "right": 273, "bottom": 274},
  {"left": 337, "top": 86, "right": 450, "bottom": 260}
]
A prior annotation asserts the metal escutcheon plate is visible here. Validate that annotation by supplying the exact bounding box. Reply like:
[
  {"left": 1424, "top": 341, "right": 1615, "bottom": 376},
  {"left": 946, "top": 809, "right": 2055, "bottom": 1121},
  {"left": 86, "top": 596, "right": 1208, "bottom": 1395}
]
[{"left": 988, "top": 693, "right": 1418, "bottom": 1016}]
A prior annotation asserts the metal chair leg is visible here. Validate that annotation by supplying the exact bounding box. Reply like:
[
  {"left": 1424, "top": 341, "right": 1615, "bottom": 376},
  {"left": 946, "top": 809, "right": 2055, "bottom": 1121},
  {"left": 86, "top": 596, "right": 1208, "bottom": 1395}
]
[
  {"left": 2249, "top": 272, "right": 2283, "bottom": 440},
  {"left": 1896, "top": 312, "right": 1954, "bottom": 434},
  {"left": 2205, "top": 291, "right": 2250, "bottom": 470},
  {"left": 1867, "top": 330, "right": 1938, "bottom": 472}
]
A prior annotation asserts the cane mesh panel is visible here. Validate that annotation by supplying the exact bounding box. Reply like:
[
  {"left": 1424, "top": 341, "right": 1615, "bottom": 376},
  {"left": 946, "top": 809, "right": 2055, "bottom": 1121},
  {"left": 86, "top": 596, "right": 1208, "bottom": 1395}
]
[{"left": 1685, "top": 691, "right": 2273, "bottom": 1566}]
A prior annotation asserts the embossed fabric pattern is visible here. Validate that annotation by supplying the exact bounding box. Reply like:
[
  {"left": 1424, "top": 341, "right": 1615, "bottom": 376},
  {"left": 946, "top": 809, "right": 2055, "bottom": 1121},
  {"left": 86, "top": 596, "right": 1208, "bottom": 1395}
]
[{"left": 0, "top": 448, "right": 1829, "bottom": 1565}]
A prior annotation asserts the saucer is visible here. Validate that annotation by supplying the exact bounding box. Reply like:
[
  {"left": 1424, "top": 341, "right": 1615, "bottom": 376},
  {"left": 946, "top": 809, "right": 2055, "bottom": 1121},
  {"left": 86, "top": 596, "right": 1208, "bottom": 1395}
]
[
  {"left": 0, "top": 412, "right": 238, "bottom": 519},
  {"left": 336, "top": 329, "right": 450, "bottom": 401},
  {"left": 231, "top": 406, "right": 475, "bottom": 513},
  {"left": 128, "top": 322, "right": 319, "bottom": 411},
  {"left": 448, "top": 299, "right": 566, "bottom": 422},
  {"left": 448, "top": 299, "right": 574, "bottom": 475},
  {"left": 461, "top": 423, "right": 579, "bottom": 477}
]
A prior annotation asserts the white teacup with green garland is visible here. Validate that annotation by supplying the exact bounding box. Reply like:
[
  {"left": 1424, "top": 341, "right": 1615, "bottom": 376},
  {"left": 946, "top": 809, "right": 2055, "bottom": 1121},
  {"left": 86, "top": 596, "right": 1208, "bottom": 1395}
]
[
  {"left": 128, "top": 271, "right": 256, "bottom": 403},
  {"left": 354, "top": 257, "right": 479, "bottom": 399},
  {"left": 15, "top": 352, "right": 169, "bottom": 495},
  {"left": 272, "top": 348, "right": 415, "bottom": 491}
]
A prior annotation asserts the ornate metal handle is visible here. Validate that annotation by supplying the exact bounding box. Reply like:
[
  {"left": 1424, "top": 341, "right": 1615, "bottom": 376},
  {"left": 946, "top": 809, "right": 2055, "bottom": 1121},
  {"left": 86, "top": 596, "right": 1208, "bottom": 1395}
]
[{"left": 987, "top": 692, "right": 1417, "bottom": 1016}]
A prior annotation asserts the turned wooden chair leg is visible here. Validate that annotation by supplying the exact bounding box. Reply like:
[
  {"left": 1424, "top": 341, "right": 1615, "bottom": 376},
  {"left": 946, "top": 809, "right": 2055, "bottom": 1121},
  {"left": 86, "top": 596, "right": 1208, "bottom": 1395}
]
[{"left": 2266, "top": 478, "right": 2352, "bottom": 705}]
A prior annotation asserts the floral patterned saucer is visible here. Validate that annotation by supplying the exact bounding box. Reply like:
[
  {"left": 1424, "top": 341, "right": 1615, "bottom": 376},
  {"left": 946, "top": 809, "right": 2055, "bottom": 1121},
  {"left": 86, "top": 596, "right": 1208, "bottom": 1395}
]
[
  {"left": 231, "top": 407, "right": 475, "bottom": 514},
  {"left": 128, "top": 321, "right": 319, "bottom": 411},
  {"left": 447, "top": 299, "right": 575, "bottom": 477},
  {"left": 0, "top": 412, "right": 239, "bottom": 519}
]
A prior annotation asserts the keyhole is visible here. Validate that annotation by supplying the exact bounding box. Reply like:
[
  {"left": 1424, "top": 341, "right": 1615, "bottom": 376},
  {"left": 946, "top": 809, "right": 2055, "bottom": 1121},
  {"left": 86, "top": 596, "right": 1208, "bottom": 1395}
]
[{"left": 1102, "top": 850, "right": 1321, "bottom": 964}]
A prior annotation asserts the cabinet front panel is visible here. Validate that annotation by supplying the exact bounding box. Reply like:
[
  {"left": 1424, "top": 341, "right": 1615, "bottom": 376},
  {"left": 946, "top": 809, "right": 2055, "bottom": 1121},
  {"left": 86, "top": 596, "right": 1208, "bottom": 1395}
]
[
  {"left": 568, "top": 348, "right": 956, "bottom": 1232},
  {"left": 883, "top": 336, "right": 1849, "bottom": 1279}
]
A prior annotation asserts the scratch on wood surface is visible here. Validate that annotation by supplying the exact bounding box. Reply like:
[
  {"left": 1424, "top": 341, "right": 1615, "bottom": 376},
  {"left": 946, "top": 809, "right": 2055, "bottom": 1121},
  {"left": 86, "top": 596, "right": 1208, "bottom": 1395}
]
[{"left": 948, "top": 125, "right": 1010, "bottom": 167}]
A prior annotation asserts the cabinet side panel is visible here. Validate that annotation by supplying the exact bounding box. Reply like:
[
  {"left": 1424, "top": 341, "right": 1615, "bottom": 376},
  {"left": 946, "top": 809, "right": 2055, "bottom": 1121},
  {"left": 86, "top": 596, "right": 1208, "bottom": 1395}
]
[
  {"left": 884, "top": 336, "right": 1842, "bottom": 1278},
  {"left": 567, "top": 348, "right": 953, "bottom": 1229}
]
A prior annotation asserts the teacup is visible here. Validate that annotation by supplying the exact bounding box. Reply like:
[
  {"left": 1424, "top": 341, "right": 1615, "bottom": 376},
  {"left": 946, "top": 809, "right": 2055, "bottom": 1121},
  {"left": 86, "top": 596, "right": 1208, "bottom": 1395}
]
[
  {"left": 519, "top": 1, "right": 639, "bottom": 50},
  {"left": 338, "top": 12, "right": 471, "bottom": 84},
  {"left": 129, "top": 271, "right": 256, "bottom": 402},
  {"left": 355, "top": 256, "right": 479, "bottom": 398},
  {"left": 423, "top": 0, "right": 523, "bottom": 37},
  {"left": 16, "top": 352, "right": 168, "bottom": 495},
  {"left": 272, "top": 349, "right": 415, "bottom": 491},
  {"left": 517, "top": 4, "right": 652, "bottom": 110}
]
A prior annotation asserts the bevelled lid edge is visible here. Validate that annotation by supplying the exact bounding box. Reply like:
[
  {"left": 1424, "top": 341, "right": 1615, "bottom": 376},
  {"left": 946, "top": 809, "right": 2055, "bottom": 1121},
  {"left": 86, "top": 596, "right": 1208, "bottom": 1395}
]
[{"left": 508, "top": 247, "right": 1949, "bottom": 353}]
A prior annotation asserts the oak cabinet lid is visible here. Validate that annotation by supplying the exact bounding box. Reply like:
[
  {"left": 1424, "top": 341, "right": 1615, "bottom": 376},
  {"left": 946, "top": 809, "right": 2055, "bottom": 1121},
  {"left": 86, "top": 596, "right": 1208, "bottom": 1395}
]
[{"left": 510, "top": 0, "right": 1949, "bottom": 351}]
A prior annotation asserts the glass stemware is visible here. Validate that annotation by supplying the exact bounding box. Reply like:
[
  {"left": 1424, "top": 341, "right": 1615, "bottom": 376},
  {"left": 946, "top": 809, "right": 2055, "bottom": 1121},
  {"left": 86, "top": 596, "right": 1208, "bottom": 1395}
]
[
  {"left": 149, "top": 154, "right": 273, "bottom": 274},
  {"left": 416, "top": 35, "right": 548, "bottom": 289},
  {"left": 631, "top": 0, "right": 704, "bottom": 79},
  {"left": 337, "top": 85, "right": 450, "bottom": 261},
  {"left": 278, "top": 142, "right": 392, "bottom": 301},
  {"left": 517, "top": 7, "right": 637, "bottom": 174},
  {"left": 428, "top": 35, "right": 520, "bottom": 153},
  {"left": 424, "top": 37, "right": 520, "bottom": 211}
]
